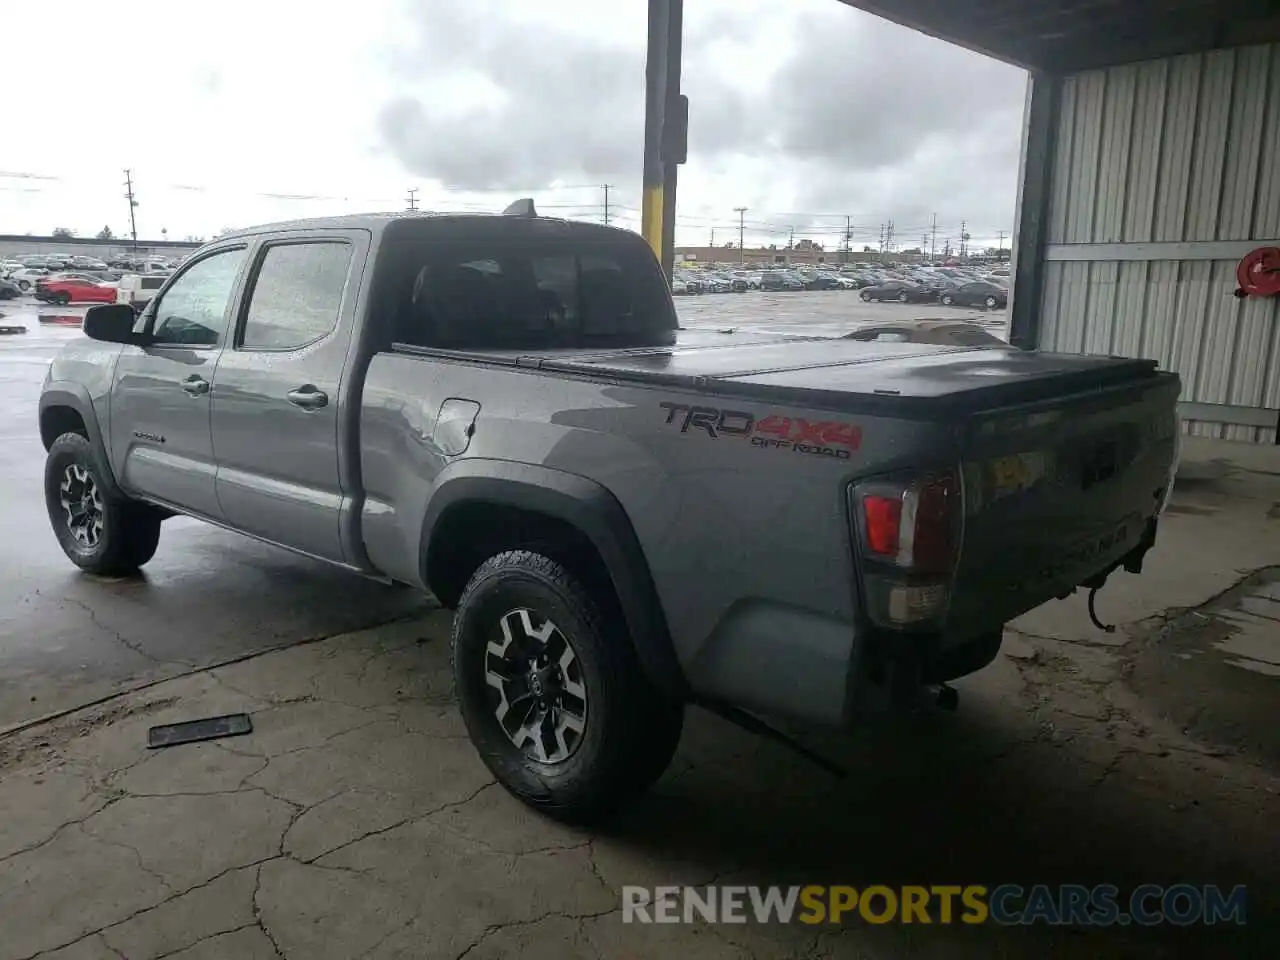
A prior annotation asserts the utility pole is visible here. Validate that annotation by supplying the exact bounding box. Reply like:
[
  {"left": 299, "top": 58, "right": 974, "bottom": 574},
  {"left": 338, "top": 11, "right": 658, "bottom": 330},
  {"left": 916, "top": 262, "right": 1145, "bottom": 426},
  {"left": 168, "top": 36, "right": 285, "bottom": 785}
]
[
  {"left": 959, "top": 220, "right": 968, "bottom": 259},
  {"left": 878, "top": 223, "right": 885, "bottom": 254},
  {"left": 885, "top": 219, "right": 895, "bottom": 254},
  {"left": 788, "top": 226, "right": 794, "bottom": 250},
  {"left": 922, "top": 235, "right": 929, "bottom": 260},
  {"left": 709, "top": 227, "right": 715, "bottom": 247},
  {"left": 843, "top": 215, "right": 852, "bottom": 263},
  {"left": 602, "top": 184, "right": 613, "bottom": 225},
  {"left": 930, "top": 212, "right": 938, "bottom": 262},
  {"left": 734, "top": 206, "right": 747, "bottom": 263},
  {"left": 122, "top": 169, "right": 138, "bottom": 250},
  {"left": 997, "top": 230, "right": 1006, "bottom": 258},
  {"left": 405, "top": 187, "right": 419, "bottom": 212}
]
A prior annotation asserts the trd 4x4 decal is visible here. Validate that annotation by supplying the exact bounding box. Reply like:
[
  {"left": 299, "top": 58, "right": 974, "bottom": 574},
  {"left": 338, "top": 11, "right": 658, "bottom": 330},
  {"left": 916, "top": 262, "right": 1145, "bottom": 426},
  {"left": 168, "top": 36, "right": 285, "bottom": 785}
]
[{"left": 658, "top": 402, "right": 861, "bottom": 460}]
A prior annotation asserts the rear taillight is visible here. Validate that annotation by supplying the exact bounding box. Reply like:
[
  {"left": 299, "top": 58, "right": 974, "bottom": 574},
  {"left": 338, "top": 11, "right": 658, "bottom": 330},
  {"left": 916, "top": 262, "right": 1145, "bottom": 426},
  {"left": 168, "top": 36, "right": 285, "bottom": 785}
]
[{"left": 850, "top": 470, "right": 963, "bottom": 628}]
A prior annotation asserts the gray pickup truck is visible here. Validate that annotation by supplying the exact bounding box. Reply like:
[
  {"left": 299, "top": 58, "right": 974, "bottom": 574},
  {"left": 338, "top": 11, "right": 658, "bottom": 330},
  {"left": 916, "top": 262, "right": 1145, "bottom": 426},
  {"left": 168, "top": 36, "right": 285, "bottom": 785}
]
[{"left": 40, "top": 206, "right": 1181, "bottom": 822}]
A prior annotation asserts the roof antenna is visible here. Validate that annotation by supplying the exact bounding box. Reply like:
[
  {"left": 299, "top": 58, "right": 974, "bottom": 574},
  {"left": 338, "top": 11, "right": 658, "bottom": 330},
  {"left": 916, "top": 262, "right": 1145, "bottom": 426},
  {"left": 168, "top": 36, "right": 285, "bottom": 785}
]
[{"left": 502, "top": 198, "right": 537, "bottom": 217}]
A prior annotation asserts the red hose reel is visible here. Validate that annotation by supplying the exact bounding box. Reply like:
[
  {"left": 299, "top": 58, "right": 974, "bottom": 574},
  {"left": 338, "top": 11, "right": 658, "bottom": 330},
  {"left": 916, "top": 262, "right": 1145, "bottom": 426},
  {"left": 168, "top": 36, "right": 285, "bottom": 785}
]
[{"left": 1233, "top": 246, "right": 1280, "bottom": 298}]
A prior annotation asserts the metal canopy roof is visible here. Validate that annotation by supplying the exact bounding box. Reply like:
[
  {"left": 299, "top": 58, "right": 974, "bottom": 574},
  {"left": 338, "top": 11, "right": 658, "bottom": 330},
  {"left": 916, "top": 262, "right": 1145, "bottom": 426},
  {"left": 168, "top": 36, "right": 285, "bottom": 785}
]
[{"left": 841, "top": 0, "right": 1280, "bottom": 73}]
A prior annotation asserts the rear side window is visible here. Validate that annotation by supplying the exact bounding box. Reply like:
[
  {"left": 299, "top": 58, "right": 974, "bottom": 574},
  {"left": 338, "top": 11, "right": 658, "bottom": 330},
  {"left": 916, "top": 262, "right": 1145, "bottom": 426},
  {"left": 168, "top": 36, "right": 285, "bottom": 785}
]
[
  {"left": 394, "top": 237, "right": 676, "bottom": 350},
  {"left": 240, "top": 242, "right": 352, "bottom": 350}
]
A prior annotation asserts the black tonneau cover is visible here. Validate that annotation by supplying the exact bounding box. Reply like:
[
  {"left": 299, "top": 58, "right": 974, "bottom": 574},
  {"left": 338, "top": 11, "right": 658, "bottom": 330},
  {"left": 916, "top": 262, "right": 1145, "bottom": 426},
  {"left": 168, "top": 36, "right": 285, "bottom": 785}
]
[{"left": 391, "top": 328, "right": 1163, "bottom": 419}]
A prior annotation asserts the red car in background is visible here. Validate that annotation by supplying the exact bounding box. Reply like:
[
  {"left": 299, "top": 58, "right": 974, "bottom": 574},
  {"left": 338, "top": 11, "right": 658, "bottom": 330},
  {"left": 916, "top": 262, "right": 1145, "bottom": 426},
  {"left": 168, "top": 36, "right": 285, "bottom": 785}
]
[{"left": 35, "top": 276, "right": 118, "bottom": 305}]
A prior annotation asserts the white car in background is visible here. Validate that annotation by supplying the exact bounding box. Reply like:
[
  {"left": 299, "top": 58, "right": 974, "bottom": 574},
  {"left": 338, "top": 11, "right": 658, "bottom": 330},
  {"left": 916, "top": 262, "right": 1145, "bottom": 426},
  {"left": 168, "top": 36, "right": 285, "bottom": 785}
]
[
  {"left": 7, "top": 268, "right": 49, "bottom": 292},
  {"left": 115, "top": 273, "right": 168, "bottom": 310}
]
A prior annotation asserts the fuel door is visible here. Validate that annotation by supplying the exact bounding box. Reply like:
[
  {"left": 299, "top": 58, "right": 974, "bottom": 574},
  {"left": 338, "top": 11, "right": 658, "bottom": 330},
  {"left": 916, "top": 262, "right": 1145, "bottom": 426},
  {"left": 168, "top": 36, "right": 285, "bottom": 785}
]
[{"left": 433, "top": 398, "right": 480, "bottom": 457}]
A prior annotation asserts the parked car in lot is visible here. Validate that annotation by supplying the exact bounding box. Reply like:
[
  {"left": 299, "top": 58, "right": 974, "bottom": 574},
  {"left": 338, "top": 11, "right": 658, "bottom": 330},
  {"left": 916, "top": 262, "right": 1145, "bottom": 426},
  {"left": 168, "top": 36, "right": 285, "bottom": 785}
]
[
  {"left": 35, "top": 276, "right": 119, "bottom": 305},
  {"left": 804, "top": 273, "right": 844, "bottom": 291},
  {"left": 8, "top": 268, "right": 49, "bottom": 292},
  {"left": 40, "top": 206, "right": 1181, "bottom": 823},
  {"left": 939, "top": 281, "right": 1009, "bottom": 309},
  {"left": 762, "top": 271, "right": 804, "bottom": 291},
  {"left": 859, "top": 280, "right": 935, "bottom": 303},
  {"left": 0, "top": 278, "right": 21, "bottom": 300},
  {"left": 115, "top": 273, "right": 168, "bottom": 311},
  {"left": 67, "top": 256, "right": 109, "bottom": 272}
]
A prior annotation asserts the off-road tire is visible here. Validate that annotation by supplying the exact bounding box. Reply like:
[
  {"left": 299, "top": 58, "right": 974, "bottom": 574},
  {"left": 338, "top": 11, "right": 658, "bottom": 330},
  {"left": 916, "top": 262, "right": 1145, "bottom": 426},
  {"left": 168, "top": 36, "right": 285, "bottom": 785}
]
[
  {"left": 452, "top": 550, "right": 684, "bottom": 824},
  {"left": 44, "top": 432, "right": 162, "bottom": 575}
]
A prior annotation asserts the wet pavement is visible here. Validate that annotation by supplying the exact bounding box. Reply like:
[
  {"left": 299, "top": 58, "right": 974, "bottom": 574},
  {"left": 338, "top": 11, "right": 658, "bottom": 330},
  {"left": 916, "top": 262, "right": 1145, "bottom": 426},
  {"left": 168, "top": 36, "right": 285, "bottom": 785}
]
[{"left": 0, "top": 300, "right": 428, "bottom": 732}]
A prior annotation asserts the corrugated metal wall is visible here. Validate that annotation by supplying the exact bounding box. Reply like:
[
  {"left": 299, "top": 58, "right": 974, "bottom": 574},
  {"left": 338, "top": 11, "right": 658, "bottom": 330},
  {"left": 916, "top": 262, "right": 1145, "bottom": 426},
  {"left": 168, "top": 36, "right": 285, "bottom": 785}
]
[{"left": 1039, "top": 44, "right": 1280, "bottom": 443}]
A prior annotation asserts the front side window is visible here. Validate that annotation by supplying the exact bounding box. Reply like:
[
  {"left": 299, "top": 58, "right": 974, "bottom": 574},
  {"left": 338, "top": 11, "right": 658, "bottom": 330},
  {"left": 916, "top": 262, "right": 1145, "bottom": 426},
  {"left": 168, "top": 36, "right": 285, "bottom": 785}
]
[
  {"left": 240, "top": 242, "right": 352, "bottom": 350},
  {"left": 150, "top": 247, "right": 246, "bottom": 347}
]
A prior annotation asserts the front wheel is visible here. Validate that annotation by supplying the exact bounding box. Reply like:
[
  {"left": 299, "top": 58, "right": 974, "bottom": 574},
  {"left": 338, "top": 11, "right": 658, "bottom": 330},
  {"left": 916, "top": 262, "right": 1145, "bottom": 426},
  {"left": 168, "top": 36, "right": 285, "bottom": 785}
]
[
  {"left": 54, "top": 293, "right": 71, "bottom": 306},
  {"left": 860, "top": 291, "right": 872, "bottom": 302},
  {"left": 985, "top": 296, "right": 999, "bottom": 308},
  {"left": 941, "top": 294, "right": 954, "bottom": 306},
  {"left": 44, "top": 432, "right": 162, "bottom": 575},
  {"left": 897, "top": 292, "right": 908, "bottom": 303},
  {"left": 452, "top": 550, "right": 684, "bottom": 824}
]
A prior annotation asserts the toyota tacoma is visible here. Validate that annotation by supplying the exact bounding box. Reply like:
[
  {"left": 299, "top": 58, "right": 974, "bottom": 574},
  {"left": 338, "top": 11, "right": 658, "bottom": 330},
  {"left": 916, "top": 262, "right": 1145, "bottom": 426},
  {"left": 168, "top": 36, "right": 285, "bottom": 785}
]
[{"left": 40, "top": 204, "right": 1181, "bottom": 822}]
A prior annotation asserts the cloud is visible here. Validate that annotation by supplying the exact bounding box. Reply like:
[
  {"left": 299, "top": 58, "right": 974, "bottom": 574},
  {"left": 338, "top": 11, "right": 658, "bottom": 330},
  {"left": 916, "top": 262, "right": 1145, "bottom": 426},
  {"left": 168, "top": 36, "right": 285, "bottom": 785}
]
[{"left": 370, "top": 0, "right": 1027, "bottom": 238}]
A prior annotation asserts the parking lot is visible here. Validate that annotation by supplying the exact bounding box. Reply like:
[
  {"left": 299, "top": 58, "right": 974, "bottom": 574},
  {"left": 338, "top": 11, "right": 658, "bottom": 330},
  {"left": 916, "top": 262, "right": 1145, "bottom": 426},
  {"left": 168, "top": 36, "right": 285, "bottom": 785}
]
[{"left": 0, "top": 292, "right": 1277, "bottom": 959}]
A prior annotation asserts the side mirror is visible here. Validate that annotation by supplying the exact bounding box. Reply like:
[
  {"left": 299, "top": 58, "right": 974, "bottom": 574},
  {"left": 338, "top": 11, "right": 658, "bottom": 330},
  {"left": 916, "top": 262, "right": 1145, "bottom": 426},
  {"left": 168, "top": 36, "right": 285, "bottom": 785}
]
[{"left": 83, "top": 304, "right": 142, "bottom": 344}]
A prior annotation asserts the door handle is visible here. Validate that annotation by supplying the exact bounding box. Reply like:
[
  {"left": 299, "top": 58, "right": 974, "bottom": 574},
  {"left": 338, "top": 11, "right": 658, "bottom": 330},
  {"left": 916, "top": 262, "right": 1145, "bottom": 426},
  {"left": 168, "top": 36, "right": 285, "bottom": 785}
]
[
  {"left": 181, "top": 375, "right": 209, "bottom": 396},
  {"left": 286, "top": 385, "right": 328, "bottom": 410}
]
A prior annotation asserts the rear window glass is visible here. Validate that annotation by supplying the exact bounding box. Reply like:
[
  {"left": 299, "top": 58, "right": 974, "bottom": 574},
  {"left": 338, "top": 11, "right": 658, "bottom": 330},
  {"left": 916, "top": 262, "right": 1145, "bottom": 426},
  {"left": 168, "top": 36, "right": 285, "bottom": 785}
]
[{"left": 390, "top": 237, "right": 677, "bottom": 350}]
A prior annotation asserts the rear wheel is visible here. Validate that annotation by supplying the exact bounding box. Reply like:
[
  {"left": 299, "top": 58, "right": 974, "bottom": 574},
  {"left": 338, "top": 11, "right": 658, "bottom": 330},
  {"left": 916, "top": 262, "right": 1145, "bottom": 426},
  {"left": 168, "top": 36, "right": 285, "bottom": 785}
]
[
  {"left": 860, "top": 291, "right": 872, "bottom": 302},
  {"left": 941, "top": 294, "right": 954, "bottom": 306},
  {"left": 897, "top": 291, "right": 909, "bottom": 303},
  {"left": 54, "top": 292, "right": 71, "bottom": 306},
  {"left": 985, "top": 295, "right": 998, "bottom": 308},
  {"left": 44, "top": 433, "right": 162, "bottom": 575},
  {"left": 452, "top": 550, "right": 684, "bottom": 824}
]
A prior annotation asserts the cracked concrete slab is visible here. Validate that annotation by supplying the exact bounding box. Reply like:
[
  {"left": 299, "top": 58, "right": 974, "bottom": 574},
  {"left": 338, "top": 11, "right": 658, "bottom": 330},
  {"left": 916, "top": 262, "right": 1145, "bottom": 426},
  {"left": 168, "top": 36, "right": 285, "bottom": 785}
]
[
  {"left": 0, "top": 825, "right": 170, "bottom": 959},
  {"left": 98, "top": 866, "right": 259, "bottom": 960},
  {"left": 0, "top": 437, "right": 1276, "bottom": 960}
]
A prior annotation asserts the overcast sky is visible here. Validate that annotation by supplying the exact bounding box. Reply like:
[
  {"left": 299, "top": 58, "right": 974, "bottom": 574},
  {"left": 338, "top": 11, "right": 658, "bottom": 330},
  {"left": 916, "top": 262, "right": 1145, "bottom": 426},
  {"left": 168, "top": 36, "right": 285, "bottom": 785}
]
[{"left": 2, "top": 0, "right": 1026, "bottom": 252}]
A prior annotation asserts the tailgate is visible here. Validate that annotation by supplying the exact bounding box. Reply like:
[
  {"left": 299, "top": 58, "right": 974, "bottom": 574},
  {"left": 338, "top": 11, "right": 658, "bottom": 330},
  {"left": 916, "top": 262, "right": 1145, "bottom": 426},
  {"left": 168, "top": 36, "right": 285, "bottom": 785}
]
[{"left": 945, "top": 371, "right": 1181, "bottom": 636}]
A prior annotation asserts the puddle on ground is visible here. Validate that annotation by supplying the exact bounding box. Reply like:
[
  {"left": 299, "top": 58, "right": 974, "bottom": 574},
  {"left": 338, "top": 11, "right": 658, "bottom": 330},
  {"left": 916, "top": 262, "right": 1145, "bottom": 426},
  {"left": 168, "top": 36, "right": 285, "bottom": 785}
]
[{"left": 1127, "top": 567, "right": 1280, "bottom": 766}]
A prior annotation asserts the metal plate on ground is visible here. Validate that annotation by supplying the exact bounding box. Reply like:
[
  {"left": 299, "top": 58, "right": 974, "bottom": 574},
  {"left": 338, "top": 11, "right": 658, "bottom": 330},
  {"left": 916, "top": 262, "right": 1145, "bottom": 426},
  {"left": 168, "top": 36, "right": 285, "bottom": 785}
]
[{"left": 147, "top": 713, "right": 253, "bottom": 749}]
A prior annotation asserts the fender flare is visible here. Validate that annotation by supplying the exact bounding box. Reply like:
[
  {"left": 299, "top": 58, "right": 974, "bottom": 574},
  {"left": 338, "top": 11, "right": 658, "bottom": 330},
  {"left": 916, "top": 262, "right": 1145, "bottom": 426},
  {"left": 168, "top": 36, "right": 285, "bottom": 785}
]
[
  {"left": 420, "top": 459, "right": 687, "bottom": 697},
  {"left": 39, "top": 382, "right": 122, "bottom": 496}
]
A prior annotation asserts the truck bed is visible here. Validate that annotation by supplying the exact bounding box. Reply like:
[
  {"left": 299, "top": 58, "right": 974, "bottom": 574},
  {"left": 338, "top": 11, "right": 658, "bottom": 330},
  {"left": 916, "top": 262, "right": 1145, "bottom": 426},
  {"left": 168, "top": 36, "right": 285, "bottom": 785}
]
[{"left": 391, "top": 327, "right": 1164, "bottom": 419}]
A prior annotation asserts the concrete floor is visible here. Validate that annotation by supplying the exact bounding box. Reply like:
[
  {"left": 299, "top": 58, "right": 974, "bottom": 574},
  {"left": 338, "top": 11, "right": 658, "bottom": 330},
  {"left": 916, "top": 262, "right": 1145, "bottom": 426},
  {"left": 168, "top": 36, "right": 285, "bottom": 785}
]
[{"left": 0, "top": 294, "right": 1276, "bottom": 958}]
